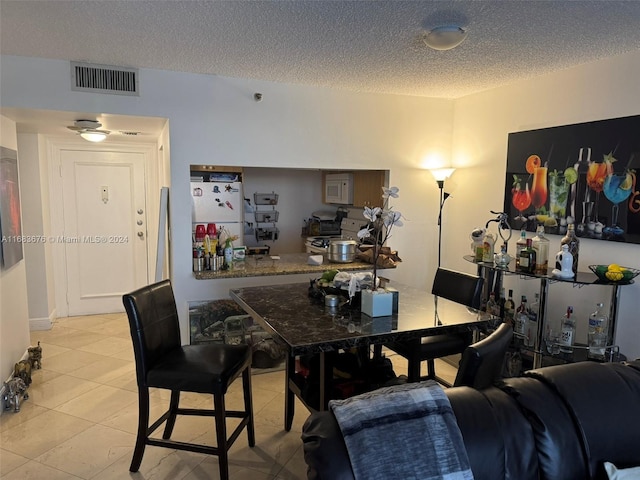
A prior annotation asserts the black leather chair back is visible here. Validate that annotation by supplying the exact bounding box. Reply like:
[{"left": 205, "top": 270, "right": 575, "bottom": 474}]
[
  {"left": 454, "top": 323, "right": 513, "bottom": 389},
  {"left": 123, "top": 279, "right": 181, "bottom": 387},
  {"left": 431, "top": 268, "right": 484, "bottom": 309}
]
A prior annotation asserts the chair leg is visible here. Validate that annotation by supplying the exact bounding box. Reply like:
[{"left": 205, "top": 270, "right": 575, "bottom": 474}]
[
  {"left": 162, "top": 390, "right": 180, "bottom": 439},
  {"left": 242, "top": 367, "right": 255, "bottom": 447},
  {"left": 130, "top": 387, "right": 150, "bottom": 472},
  {"left": 214, "top": 393, "right": 230, "bottom": 480},
  {"left": 285, "top": 354, "right": 295, "bottom": 431},
  {"left": 426, "top": 359, "right": 436, "bottom": 380}
]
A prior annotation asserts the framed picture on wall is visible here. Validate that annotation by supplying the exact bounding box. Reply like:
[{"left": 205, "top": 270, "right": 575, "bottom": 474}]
[
  {"left": 0, "top": 146, "right": 24, "bottom": 269},
  {"left": 503, "top": 115, "right": 640, "bottom": 244}
]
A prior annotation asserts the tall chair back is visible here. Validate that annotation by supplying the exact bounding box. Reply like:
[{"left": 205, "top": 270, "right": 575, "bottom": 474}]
[
  {"left": 431, "top": 268, "right": 484, "bottom": 309},
  {"left": 454, "top": 323, "right": 513, "bottom": 389},
  {"left": 124, "top": 279, "right": 181, "bottom": 387}
]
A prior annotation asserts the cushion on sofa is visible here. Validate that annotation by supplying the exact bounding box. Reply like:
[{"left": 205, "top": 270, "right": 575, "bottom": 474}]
[{"left": 526, "top": 362, "right": 640, "bottom": 480}]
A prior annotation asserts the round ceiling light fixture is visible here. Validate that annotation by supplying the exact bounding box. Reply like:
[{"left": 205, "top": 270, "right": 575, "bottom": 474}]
[
  {"left": 423, "top": 25, "right": 468, "bottom": 51},
  {"left": 67, "top": 119, "right": 110, "bottom": 142}
]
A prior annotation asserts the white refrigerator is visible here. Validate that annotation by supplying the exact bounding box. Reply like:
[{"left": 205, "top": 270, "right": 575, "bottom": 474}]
[{"left": 192, "top": 181, "right": 244, "bottom": 243}]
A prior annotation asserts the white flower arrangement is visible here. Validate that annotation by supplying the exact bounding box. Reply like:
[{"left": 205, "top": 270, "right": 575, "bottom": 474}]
[{"left": 356, "top": 186, "right": 403, "bottom": 291}]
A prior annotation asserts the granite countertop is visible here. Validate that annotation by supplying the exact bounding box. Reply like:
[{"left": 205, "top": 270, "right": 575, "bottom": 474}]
[{"left": 194, "top": 252, "right": 385, "bottom": 280}]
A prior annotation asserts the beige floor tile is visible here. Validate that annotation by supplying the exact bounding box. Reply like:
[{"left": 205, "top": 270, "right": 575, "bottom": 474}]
[
  {"left": 54, "top": 384, "right": 138, "bottom": 423},
  {"left": 224, "top": 422, "right": 302, "bottom": 476},
  {"left": 35, "top": 424, "right": 134, "bottom": 479},
  {"left": 254, "top": 394, "right": 309, "bottom": 432},
  {"left": 0, "top": 448, "right": 30, "bottom": 476},
  {"left": 92, "top": 446, "right": 205, "bottom": 480},
  {"left": 105, "top": 369, "right": 138, "bottom": 392},
  {"left": 41, "top": 329, "right": 107, "bottom": 350},
  {"left": 27, "top": 374, "right": 101, "bottom": 409},
  {"left": 99, "top": 397, "right": 166, "bottom": 435},
  {"left": 251, "top": 370, "right": 286, "bottom": 394},
  {"left": 41, "top": 349, "right": 110, "bottom": 375},
  {"left": 274, "top": 444, "right": 307, "bottom": 480},
  {"left": 76, "top": 336, "right": 132, "bottom": 357},
  {"left": 28, "top": 365, "right": 63, "bottom": 384},
  {"left": 1, "top": 459, "right": 84, "bottom": 479},
  {"left": 186, "top": 459, "right": 275, "bottom": 480},
  {"left": 67, "top": 355, "right": 134, "bottom": 384},
  {"left": 0, "top": 401, "right": 49, "bottom": 433},
  {"left": 0, "top": 409, "right": 92, "bottom": 458}
]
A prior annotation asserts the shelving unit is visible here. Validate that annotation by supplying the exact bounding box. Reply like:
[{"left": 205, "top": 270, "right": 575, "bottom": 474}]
[
  {"left": 253, "top": 192, "right": 279, "bottom": 242},
  {"left": 464, "top": 255, "right": 632, "bottom": 368}
]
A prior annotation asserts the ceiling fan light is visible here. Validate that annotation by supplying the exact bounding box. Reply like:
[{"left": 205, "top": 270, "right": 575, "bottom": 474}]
[
  {"left": 80, "top": 131, "right": 108, "bottom": 142},
  {"left": 424, "top": 26, "right": 468, "bottom": 51}
]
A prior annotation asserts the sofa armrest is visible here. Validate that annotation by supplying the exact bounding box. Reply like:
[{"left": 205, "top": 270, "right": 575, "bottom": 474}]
[{"left": 301, "top": 412, "right": 355, "bottom": 480}]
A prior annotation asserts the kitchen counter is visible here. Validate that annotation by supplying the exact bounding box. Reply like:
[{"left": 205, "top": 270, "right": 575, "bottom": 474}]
[{"left": 194, "top": 252, "right": 387, "bottom": 280}]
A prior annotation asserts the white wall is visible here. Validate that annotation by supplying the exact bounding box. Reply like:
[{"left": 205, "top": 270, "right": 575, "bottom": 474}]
[
  {"left": 1, "top": 55, "right": 453, "bottom": 342},
  {"left": 0, "top": 115, "right": 32, "bottom": 382},
  {"left": 451, "top": 50, "right": 640, "bottom": 359}
]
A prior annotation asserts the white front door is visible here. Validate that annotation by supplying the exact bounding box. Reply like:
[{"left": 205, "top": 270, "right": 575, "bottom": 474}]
[{"left": 61, "top": 149, "right": 148, "bottom": 315}]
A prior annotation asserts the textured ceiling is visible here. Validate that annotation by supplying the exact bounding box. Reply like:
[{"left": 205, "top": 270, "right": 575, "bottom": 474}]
[{"left": 2, "top": 0, "right": 640, "bottom": 99}]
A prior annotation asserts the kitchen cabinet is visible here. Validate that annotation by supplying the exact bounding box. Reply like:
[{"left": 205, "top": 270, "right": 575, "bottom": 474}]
[
  {"left": 464, "top": 256, "right": 631, "bottom": 369},
  {"left": 352, "top": 170, "right": 386, "bottom": 207}
]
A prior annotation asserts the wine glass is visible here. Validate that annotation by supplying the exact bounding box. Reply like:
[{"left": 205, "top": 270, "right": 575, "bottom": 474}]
[
  {"left": 511, "top": 176, "right": 531, "bottom": 222},
  {"left": 603, "top": 171, "right": 634, "bottom": 235}
]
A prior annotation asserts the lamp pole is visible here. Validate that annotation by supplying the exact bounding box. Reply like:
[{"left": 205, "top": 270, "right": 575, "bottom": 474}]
[{"left": 436, "top": 180, "right": 451, "bottom": 268}]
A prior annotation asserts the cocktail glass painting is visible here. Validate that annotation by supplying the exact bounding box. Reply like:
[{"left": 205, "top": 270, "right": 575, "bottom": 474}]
[
  {"left": 0, "top": 146, "right": 24, "bottom": 269},
  {"left": 503, "top": 115, "right": 640, "bottom": 244}
]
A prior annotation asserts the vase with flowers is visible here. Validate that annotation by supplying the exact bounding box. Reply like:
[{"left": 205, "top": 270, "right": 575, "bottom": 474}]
[{"left": 357, "top": 186, "right": 403, "bottom": 316}]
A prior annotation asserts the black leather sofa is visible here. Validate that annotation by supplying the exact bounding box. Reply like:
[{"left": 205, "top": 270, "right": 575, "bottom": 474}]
[{"left": 301, "top": 360, "right": 640, "bottom": 480}]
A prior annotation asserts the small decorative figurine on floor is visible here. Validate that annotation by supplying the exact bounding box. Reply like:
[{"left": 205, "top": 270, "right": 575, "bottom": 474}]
[
  {"left": 3, "top": 377, "right": 29, "bottom": 412},
  {"left": 14, "top": 359, "right": 32, "bottom": 386},
  {"left": 28, "top": 341, "right": 42, "bottom": 369}
]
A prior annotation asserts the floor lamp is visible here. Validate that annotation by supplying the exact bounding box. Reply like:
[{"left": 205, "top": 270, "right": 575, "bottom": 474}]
[
  {"left": 429, "top": 168, "right": 455, "bottom": 326},
  {"left": 429, "top": 168, "right": 455, "bottom": 268}
]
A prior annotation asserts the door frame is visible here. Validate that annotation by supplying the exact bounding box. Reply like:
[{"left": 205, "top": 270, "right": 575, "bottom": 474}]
[{"left": 47, "top": 138, "right": 158, "bottom": 318}]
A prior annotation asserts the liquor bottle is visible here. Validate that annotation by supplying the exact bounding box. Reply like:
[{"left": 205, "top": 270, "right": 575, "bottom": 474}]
[
  {"left": 518, "top": 238, "right": 537, "bottom": 274},
  {"left": 516, "top": 295, "right": 528, "bottom": 341},
  {"left": 504, "top": 289, "right": 515, "bottom": 326},
  {"left": 588, "top": 303, "right": 608, "bottom": 358},
  {"left": 559, "top": 306, "right": 575, "bottom": 353},
  {"left": 560, "top": 224, "right": 580, "bottom": 276},
  {"left": 532, "top": 225, "right": 550, "bottom": 274},
  {"left": 486, "top": 292, "right": 500, "bottom": 318},
  {"left": 515, "top": 230, "right": 527, "bottom": 269},
  {"left": 526, "top": 293, "right": 539, "bottom": 348},
  {"left": 499, "top": 287, "right": 507, "bottom": 320}
]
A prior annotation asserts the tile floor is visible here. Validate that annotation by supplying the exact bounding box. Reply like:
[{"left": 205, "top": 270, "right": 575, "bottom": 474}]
[{"left": 0, "top": 313, "right": 458, "bottom": 479}]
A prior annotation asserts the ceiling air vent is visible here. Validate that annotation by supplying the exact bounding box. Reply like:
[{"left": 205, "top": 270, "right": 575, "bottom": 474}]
[{"left": 71, "top": 62, "right": 139, "bottom": 96}]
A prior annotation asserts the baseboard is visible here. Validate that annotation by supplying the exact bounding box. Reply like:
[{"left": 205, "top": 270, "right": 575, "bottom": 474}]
[{"left": 29, "top": 309, "right": 56, "bottom": 331}]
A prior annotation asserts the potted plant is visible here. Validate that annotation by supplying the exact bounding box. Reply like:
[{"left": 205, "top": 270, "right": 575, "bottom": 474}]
[{"left": 357, "top": 186, "right": 403, "bottom": 316}]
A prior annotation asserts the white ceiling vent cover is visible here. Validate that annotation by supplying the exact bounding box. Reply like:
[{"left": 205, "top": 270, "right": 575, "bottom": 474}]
[{"left": 71, "top": 62, "right": 139, "bottom": 96}]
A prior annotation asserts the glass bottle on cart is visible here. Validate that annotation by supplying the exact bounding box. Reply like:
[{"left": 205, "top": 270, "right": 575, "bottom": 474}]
[
  {"left": 559, "top": 306, "right": 575, "bottom": 354},
  {"left": 588, "top": 303, "right": 608, "bottom": 359}
]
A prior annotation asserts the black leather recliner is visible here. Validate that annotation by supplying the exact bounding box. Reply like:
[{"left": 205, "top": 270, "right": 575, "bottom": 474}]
[{"left": 301, "top": 361, "right": 640, "bottom": 480}]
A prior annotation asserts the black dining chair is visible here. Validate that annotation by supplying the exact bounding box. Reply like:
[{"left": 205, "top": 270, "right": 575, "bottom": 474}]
[
  {"left": 123, "top": 280, "right": 254, "bottom": 480},
  {"left": 453, "top": 322, "right": 513, "bottom": 389},
  {"left": 385, "top": 267, "right": 485, "bottom": 386}
]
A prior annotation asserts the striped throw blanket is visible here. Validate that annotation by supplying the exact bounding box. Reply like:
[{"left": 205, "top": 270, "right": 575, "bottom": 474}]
[{"left": 329, "top": 380, "right": 474, "bottom": 480}]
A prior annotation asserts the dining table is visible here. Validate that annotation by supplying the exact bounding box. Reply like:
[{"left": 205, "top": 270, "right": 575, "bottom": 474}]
[{"left": 230, "top": 281, "right": 495, "bottom": 431}]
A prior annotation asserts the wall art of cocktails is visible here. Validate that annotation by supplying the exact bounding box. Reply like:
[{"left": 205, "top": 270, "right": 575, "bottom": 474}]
[{"left": 503, "top": 115, "right": 640, "bottom": 244}]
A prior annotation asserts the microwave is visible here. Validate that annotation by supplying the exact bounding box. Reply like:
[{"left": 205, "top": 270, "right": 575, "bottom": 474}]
[{"left": 324, "top": 173, "right": 353, "bottom": 205}]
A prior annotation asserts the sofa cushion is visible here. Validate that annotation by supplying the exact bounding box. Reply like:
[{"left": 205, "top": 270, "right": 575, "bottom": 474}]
[
  {"left": 525, "top": 362, "right": 640, "bottom": 480},
  {"left": 448, "top": 386, "right": 539, "bottom": 480}
]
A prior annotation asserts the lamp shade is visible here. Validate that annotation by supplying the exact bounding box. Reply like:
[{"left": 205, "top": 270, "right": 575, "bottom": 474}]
[
  {"left": 429, "top": 168, "right": 456, "bottom": 182},
  {"left": 424, "top": 26, "right": 468, "bottom": 51},
  {"left": 80, "top": 131, "right": 108, "bottom": 142}
]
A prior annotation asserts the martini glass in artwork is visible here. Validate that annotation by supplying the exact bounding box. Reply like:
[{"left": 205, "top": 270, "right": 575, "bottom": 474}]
[
  {"left": 603, "top": 171, "right": 634, "bottom": 235},
  {"left": 511, "top": 175, "right": 531, "bottom": 222}
]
